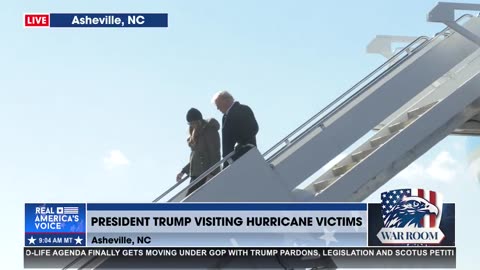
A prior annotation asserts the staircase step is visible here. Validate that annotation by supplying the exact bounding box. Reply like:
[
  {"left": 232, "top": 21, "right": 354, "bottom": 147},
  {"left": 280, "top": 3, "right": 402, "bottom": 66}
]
[
  {"left": 407, "top": 102, "right": 438, "bottom": 119},
  {"left": 388, "top": 118, "right": 415, "bottom": 133},
  {"left": 351, "top": 148, "right": 375, "bottom": 162},
  {"left": 313, "top": 177, "right": 337, "bottom": 193},
  {"left": 332, "top": 162, "right": 357, "bottom": 177},
  {"left": 370, "top": 133, "right": 394, "bottom": 148}
]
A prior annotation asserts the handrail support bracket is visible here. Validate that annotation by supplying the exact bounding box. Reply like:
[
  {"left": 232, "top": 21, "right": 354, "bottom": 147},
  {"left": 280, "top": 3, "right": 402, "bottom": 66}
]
[{"left": 428, "top": 2, "right": 480, "bottom": 46}]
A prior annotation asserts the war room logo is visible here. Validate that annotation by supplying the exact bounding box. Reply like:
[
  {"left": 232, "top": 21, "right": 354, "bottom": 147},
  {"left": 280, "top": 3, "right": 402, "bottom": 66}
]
[{"left": 376, "top": 189, "right": 445, "bottom": 245}]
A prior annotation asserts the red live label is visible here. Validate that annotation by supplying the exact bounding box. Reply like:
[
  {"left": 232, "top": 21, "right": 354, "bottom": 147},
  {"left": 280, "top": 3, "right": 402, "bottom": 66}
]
[{"left": 25, "top": 14, "right": 50, "bottom": 27}]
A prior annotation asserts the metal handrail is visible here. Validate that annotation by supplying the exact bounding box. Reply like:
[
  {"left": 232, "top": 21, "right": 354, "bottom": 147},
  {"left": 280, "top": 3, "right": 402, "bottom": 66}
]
[
  {"left": 72, "top": 151, "right": 239, "bottom": 270},
  {"left": 168, "top": 149, "right": 240, "bottom": 202},
  {"left": 61, "top": 256, "right": 82, "bottom": 270},
  {"left": 261, "top": 36, "right": 429, "bottom": 160},
  {"left": 75, "top": 256, "right": 108, "bottom": 270},
  {"left": 151, "top": 175, "right": 189, "bottom": 203},
  {"left": 262, "top": 14, "right": 475, "bottom": 162},
  {"left": 153, "top": 150, "right": 237, "bottom": 203},
  {"left": 435, "top": 14, "right": 473, "bottom": 36}
]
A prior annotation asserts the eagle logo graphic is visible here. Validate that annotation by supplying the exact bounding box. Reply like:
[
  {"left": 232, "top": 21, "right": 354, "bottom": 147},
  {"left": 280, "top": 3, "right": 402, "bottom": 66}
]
[
  {"left": 377, "top": 189, "right": 446, "bottom": 245},
  {"left": 381, "top": 189, "right": 443, "bottom": 229}
]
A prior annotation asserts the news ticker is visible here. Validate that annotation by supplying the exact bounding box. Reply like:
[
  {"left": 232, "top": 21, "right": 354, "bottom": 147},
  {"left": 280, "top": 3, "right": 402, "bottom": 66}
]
[
  {"left": 24, "top": 247, "right": 456, "bottom": 268},
  {"left": 25, "top": 201, "right": 455, "bottom": 248},
  {"left": 24, "top": 13, "right": 168, "bottom": 28}
]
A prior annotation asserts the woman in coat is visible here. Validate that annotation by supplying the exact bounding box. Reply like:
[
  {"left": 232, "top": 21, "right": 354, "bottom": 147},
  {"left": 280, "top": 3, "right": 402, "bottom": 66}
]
[{"left": 176, "top": 108, "right": 221, "bottom": 195}]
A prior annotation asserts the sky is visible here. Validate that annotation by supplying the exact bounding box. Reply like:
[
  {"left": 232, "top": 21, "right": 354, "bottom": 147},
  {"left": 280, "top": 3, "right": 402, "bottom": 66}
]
[{"left": 1, "top": 0, "right": 480, "bottom": 269}]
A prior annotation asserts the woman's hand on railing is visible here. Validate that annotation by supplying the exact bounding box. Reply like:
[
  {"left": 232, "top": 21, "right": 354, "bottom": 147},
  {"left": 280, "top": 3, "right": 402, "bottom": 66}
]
[{"left": 176, "top": 172, "right": 185, "bottom": 182}]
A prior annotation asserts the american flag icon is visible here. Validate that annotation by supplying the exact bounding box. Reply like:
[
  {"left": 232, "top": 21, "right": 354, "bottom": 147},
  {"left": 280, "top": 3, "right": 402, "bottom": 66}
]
[
  {"left": 57, "top": 207, "right": 79, "bottom": 215},
  {"left": 381, "top": 189, "right": 443, "bottom": 228}
]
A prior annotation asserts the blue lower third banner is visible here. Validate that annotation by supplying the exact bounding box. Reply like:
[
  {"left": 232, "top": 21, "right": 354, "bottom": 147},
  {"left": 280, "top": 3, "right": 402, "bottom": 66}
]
[
  {"left": 25, "top": 203, "right": 367, "bottom": 247},
  {"left": 85, "top": 203, "right": 367, "bottom": 247},
  {"left": 24, "top": 13, "right": 168, "bottom": 28},
  {"left": 24, "top": 203, "right": 456, "bottom": 268}
]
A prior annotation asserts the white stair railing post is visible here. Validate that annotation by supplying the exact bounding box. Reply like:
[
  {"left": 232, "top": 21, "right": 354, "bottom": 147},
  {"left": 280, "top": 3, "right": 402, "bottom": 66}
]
[{"left": 366, "top": 35, "right": 419, "bottom": 59}]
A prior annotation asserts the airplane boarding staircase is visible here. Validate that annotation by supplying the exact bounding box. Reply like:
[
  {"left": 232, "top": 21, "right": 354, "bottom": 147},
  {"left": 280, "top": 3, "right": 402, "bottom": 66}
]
[{"left": 65, "top": 2, "right": 480, "bottom": 269}]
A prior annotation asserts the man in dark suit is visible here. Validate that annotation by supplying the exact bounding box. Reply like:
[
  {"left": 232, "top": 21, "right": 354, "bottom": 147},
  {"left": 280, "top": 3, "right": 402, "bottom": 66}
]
[{"left": 212, "top": 91, "right": 259, "bottom": 164}]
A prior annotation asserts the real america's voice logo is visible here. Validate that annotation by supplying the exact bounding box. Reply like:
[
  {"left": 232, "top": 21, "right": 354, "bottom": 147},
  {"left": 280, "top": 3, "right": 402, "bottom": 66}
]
[
  {"left": 25, "top": 203, "right": 86, "bottom": 246},
  {"left": 376, "top": 189, "right": 444, "bottom": 245}
]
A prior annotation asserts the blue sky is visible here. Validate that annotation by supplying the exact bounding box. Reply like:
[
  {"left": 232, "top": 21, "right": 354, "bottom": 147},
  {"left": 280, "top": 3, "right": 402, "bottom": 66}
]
[{"left": 1, "top": 0, "right": 480, "bottom": 269}]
